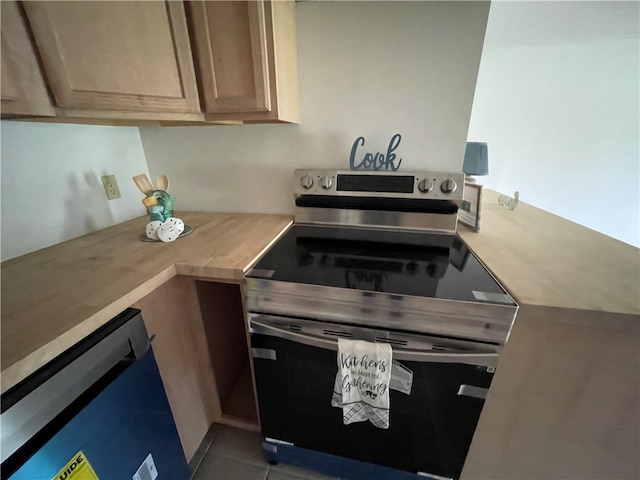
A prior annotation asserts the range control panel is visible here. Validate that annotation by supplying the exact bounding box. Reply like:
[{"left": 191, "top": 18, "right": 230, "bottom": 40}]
[{"left": 294, "top": 169, "right": 465, "bottom": 201}]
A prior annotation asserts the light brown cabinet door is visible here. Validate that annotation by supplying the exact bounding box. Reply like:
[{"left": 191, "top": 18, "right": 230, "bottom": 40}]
[
  {"left": 1, "top": 1, "right": 54, "bottom": 117},
  {"left": 188, "top": 0, "right": 271, "bottom": 114},
  {"left": 22, "top": 1, "right": 201, "bottom": 114},
  {"left": 187, "top": 0, "right": 299, "bottom": 123}
]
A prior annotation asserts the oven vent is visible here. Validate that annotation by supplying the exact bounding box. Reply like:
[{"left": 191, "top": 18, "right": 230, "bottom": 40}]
[
  {"left": 323, "top": 329, "right": 353, "bottom": 339},
  {"left": 375, "top": 337, "right": 408, "bottom": 347}
]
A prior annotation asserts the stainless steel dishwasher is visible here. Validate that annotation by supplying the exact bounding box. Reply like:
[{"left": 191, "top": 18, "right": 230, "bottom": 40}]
[{"left": 1, "top": 308, "right": 190, "bottom": 480}]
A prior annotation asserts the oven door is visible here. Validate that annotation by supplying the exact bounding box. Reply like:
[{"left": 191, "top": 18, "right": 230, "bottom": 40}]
[{"left": 249, "top": 314, "right": 497, "bottom": 480}]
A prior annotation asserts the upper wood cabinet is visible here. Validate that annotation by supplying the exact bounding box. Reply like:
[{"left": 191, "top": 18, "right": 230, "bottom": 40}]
[
  {"left": 187, "top": 0, "right": 299, "bottom": 123},
  {"left": 21, "top": 1, "right": 202, "bottom": 118},
  {"left": 188, "top": 1, "right": 271, "bottom": 114},
  {"left": 1, "top": 0, "right": 299, "bottom": 124},
  {"left": 0, "top": 1, "right": 54, "bottom": 117}
]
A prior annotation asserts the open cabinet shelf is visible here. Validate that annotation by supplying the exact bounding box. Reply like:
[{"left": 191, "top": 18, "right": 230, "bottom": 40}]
[{"left": 195, "top": 280, "right": 259, "bottom": 431}]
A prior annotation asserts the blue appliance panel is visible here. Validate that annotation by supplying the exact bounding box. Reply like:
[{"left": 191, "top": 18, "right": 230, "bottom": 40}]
[{"left": 9, "top": 347, "right": 190, "bottom": 480}]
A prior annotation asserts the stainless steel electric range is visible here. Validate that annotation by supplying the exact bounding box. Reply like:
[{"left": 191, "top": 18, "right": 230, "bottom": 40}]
[{"left": 245, "top": 170, "right": 518, "bottom": 480}]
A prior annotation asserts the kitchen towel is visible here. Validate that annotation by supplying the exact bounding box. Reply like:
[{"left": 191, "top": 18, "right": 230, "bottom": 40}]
[{"left": 331, "top": 338, "right": 392, "bottom": 429}]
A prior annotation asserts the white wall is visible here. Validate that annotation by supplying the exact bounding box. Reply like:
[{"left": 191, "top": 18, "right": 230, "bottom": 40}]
[
  {"left": 468, "top": 1, "right": 639, "bottom": 247},
  {"left": 4, "top": 1, "right": 635, "bottom": 260},
  {"left": 139, "top": 1, "right": 489, "bottom": 214},
  {"left": 0, "top": 122, "right": 149, "bottom": 260}
]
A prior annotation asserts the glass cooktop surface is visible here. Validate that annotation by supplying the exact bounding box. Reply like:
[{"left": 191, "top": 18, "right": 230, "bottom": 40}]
[{"left": 248, "top": 225, "right": 515, "bottom": 305}]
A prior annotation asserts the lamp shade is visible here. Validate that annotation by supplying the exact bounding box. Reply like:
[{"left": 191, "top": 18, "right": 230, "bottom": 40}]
[{"left": 463, "top": 142, "right": 489, "bottom": 176}]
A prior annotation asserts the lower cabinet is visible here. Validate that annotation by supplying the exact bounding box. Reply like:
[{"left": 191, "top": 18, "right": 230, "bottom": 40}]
[
  {"left": 133, "top": 276, "right": 258, "bottom": 462},
  {"left": 194, "top": 280, "right": 259, "bottom": 428}
]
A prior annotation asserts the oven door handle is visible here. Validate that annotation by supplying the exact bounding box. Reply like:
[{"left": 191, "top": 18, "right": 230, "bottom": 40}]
[{"left": 250, "top": 318, "right": 499, "bottom": 368}]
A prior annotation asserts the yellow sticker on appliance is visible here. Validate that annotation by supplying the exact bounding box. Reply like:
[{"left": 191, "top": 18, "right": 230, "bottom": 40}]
[{"left": 53, "top": 451, "right": 99, "bottom": 480}]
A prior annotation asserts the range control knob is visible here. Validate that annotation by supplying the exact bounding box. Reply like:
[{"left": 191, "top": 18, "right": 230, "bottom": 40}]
[
  {"left": 426, "top": 263, "right": 439, "bottom": 278},
  {"left": 417, "top": 178, "right": 434, "bottom": 193},
  {"left": 440, "top": 179, "right": 457, "bottom": 194},
  {"left": 406, "top": 261, "right": 419, "bottom": 275},
  {"left": 319, "top": 176, "right": 334, "bottom": 190},
  {"left": 299, "top": 174, "right": 314, "bottom": 189}
]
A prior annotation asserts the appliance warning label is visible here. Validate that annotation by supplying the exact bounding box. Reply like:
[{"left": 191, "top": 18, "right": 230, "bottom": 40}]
[
  {"left": 133, "top": 453, "right": 158, "bottom": 480},
  {"left": 53, "top": 451, "right": 99, "bottom": 480},
  {"left": 390, "top": 361, "right": 413, "bottom": 395}
]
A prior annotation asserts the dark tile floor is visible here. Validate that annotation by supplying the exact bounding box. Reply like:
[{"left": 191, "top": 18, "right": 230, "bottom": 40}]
[{"left": 190, "top": 424, "right": 337, "bottom": 480}]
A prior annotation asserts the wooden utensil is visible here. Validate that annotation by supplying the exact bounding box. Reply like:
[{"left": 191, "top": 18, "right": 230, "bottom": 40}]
[
  {"left": 157, "top": 174, "right": 169, "bottom": 192},
  {"left": 133, "top": 174, "right": 154, "bottom": 195}
]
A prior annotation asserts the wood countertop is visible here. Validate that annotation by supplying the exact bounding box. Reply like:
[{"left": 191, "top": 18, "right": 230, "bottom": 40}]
[
  {"left": 459, "top": 190, "right": 639, "bottom": 316},
  {"left": 4, "top": 194, "right": 637, "bottom": 479},
  {"left": 458, "top": 191, "right": 639, "bottom": 480},
  {"left": 2, "top": 192, "right": 638, "bottom": 394},
  {"left": 0, "top": 212, "right": 293, "bottom": 394}
]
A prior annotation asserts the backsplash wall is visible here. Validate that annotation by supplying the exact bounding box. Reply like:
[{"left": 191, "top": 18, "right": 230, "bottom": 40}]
[
  {"left": 0, "top": 122, "right": 149, "bottom": 260},
  {"left": 139, "top": 1, "right": 490, "bottom": 214},
  {"left": 2, "top": 1, "right": 635, "bottom": 259}
]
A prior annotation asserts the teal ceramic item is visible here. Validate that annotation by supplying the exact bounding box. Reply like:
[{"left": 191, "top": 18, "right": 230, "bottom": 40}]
[{"left": 145, "top": 190, "right": 174, "bottom": 222}]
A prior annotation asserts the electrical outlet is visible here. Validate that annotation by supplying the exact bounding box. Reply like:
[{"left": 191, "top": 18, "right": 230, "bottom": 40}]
[{"left": 102, "top": 174, "right": 121, "bottom": 200}]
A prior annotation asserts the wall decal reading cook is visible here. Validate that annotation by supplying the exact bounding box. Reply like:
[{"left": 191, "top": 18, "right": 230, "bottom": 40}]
[{"left": 349, "top": 133, "right": 403, "bottom": 171}]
